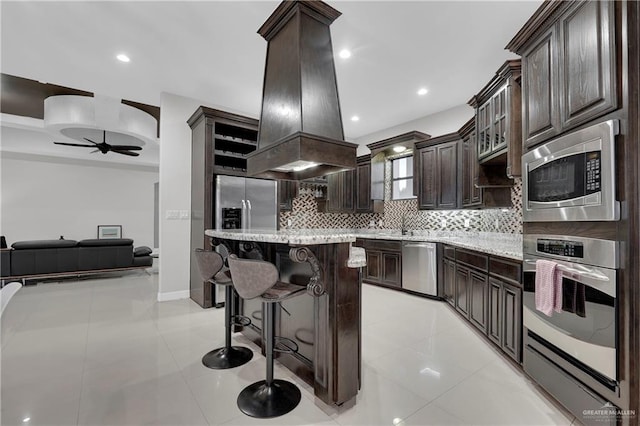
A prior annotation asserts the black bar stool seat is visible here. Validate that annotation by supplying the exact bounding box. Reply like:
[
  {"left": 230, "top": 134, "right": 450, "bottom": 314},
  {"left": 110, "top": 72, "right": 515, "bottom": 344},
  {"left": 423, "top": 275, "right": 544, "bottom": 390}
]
[
  {"left": 228, "top": 254, "right": 305, "bottom": 418},
  {"left": 194, "top": 249, "right": 253, "bottom": 369}
]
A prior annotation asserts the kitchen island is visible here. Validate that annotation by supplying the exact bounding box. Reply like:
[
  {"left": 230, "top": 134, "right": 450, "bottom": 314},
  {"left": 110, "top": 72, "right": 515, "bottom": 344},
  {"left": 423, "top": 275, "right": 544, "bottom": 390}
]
[{"left": 204, "top": 229, "right": 361, "bottom": 407}]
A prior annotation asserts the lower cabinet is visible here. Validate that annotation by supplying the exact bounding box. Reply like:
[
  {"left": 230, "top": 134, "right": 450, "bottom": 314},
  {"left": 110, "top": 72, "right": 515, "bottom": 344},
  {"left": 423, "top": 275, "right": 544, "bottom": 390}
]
[
  {"left": 365, "top": 251, "right": 382, "bottom": 282},
  {"left": 489, "top": 277, "right": 522, "bottom": 362},
  {"left": 442, "top": 244, "right": 522, "bottom": 363},
  {"left": 356, "top": 239, "right": 402, "bottom": 289},
  {"left": 455, "top": 265, "right": 471, "bottom": 317},
  {"left": 443, "top": 257, "right": 456, "bottom": 307},
  {"left": 381, "top": 252, "right": 401, "bottom": 287},
  {"left": 469, "top": 270, "right": 489, "bottom": 334}
]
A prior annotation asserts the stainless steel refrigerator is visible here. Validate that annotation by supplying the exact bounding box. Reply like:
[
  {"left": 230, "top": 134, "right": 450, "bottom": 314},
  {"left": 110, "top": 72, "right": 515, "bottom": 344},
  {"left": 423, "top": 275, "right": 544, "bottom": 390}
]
[{"left": 214, "top": 175, "right": 278, "bottom": 230}]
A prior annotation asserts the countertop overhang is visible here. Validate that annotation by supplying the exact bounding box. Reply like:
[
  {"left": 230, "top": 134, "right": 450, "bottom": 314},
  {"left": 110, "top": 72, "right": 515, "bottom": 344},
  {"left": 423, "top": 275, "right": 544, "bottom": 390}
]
[{"left": 204, "top": 229, "right": 522, "bottom": 260}]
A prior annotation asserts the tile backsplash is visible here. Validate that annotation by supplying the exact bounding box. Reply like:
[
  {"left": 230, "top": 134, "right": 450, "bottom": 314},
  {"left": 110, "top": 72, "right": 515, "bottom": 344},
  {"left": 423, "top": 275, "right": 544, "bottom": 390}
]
[{"left": 280, "top": 168, "right": 523, "bottom": 234}]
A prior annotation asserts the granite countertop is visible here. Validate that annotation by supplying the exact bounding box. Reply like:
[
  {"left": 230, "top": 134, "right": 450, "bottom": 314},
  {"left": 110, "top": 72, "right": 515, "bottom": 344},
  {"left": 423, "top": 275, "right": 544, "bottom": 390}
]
[
  {"left": 204, "top": 229, "right": 357, "bottom": 245},
  {"left": 204, "top": 229, "right": 523, "bottom": 260},
  {"left": 352, "top": 230, "right": 523, "bottom": 260}
]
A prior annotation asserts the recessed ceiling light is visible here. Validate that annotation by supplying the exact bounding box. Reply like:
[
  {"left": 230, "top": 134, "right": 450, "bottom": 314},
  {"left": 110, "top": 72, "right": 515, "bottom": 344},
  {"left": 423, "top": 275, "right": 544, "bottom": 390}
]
[
  {"left": 116, "top": 54, "right": 130, "bottom": 63},
  {"left": 393, "top": 146, "right": 407, "bottom": 153},
  {"left": 23, "top": 418, "right": 31, "bottom": 423},
  {"left": 350, "top": 115, "right": 360, "bottom": 122},
  {"left": 417, "top": 88, "right": 428, "bottom": 96},
  {"left": 339, "top": 49, "right": 351, "bottom": 59}
]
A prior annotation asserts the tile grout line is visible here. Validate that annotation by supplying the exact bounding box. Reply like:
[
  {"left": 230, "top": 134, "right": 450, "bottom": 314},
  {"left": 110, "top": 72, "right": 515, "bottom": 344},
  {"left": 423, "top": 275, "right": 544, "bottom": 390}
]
[
  {"left": 75, "top": 280, "right": 95, "bottom": 426},
  {"left": 154, "top": 302, "right": 213, "bottom": 425}
]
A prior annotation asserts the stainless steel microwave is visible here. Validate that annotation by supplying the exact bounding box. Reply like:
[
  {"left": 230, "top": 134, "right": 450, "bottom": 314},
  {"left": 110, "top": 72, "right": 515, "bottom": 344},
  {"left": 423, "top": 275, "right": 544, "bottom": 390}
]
[{"left": 522, "top": 120, "right": 619, "bottom": 222}]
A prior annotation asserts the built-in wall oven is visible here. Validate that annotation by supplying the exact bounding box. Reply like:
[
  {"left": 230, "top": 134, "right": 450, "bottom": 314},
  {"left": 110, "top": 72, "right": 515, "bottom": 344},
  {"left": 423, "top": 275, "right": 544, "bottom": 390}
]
[
  {"left": 522, "top": 120, "right": 619, "bottom": 222},
  {"left": 523, "top": 234, "right": 620, "bottom": 425}
]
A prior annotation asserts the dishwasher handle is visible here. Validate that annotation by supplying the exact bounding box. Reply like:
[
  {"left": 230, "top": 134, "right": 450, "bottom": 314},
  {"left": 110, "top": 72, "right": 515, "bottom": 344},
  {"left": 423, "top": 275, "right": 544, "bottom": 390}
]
[{"left": 403, "top": 243, "right": 435, "bottom": 249}]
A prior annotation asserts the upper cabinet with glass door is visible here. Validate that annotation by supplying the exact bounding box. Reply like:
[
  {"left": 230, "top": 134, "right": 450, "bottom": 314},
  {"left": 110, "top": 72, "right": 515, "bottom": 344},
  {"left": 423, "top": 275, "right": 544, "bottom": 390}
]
[{"left": 468, "top": 60, "right": 522, "bottom": 179}]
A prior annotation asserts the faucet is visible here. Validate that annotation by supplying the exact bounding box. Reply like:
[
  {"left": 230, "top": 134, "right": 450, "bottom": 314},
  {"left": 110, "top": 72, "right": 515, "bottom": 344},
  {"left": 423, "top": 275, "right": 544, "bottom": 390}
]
[{"left": 401, "top": 214, "right": 408, "bottom": 235}]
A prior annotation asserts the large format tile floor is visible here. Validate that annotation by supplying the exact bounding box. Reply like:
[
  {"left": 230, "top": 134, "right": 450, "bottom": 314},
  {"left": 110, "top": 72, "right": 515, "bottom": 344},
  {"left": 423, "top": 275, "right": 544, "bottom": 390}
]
[{"left": 1, "top": 272, "right": 577, "bottom": 425}]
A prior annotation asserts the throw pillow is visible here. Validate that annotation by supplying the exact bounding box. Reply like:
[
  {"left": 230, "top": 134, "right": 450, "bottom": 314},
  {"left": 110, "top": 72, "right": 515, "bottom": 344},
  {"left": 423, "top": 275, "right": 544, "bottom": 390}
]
[{"left": 134, "top": 246, "right": 152, "bottom": 257}]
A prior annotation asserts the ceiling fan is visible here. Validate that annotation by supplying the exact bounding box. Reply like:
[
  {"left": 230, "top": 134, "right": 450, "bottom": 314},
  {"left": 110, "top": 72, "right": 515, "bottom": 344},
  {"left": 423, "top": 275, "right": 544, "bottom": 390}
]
[{"left": 54, "top": 130, "right": 142, "bottom": 157}]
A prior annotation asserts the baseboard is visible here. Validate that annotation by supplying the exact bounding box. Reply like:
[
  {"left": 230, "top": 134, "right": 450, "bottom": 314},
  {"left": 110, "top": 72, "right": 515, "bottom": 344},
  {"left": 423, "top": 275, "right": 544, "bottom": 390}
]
[{"left": 157, "top": 290, "right": 190, "bottom": 302}]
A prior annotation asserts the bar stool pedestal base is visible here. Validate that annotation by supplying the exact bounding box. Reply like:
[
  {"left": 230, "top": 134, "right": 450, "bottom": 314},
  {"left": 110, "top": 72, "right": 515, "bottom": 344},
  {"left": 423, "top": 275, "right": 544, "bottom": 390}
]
[
  {"left": 237, "top": 379, "right": 301, "bottom": 418},
  {"left": 202, "top": 346, "right": 253, "bottom": 370}
]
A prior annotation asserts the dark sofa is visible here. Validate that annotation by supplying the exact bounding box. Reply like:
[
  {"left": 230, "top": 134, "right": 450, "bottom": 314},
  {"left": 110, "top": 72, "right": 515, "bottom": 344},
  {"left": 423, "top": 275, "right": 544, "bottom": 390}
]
[{"left": 1, "top": 238, "right": 152, "bottom": 280}]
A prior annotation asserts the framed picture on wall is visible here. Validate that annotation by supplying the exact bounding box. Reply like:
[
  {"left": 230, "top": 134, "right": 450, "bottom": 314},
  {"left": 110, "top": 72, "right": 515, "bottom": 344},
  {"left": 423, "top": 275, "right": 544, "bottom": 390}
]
[{"left": 97, "top": 225, "right": 122, "bottom": 239}]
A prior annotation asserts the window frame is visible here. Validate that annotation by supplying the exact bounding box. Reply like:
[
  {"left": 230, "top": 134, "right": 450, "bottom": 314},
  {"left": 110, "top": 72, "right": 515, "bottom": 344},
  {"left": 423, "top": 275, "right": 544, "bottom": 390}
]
[{"left": 391, "top": 155, "right": 415, "bottom": 200}]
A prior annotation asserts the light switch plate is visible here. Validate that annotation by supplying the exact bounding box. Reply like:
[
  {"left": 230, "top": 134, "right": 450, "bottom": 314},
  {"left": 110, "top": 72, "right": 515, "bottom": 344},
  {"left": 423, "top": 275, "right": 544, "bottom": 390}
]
[
  {"left": 179, "top": 210, "right": 190, "bottom": 219},
  {"left": 441, "top": 219, "right": 447, "bottom": 228},
  {"left": 165, "top": 210, "right": 179, "bottom": 220},
  {"left": 464, "top": 218, "right": 470, "bottom": 228}
]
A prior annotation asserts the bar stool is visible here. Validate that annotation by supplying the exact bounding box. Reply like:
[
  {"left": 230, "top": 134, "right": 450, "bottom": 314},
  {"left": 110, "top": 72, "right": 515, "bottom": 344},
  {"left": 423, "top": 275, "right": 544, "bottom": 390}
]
[
  {"left": 227, "top": 254, "right": 305, "bottom": 418},
  {"left": 194, "top": 249, "right": 253, "bottom": 369}
]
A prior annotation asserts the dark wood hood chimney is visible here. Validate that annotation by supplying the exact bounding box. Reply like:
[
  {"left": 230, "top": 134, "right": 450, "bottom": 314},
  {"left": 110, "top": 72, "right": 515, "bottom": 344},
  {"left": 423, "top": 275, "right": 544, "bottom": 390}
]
[{"left": 246, "top": 0, "right": 357, "bottom": 180}]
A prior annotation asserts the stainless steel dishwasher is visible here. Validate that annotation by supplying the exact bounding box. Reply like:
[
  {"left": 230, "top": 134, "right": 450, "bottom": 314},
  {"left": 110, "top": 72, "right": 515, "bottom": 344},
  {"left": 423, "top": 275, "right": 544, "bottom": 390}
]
[{"left": 401, "top": 241, "right": 437, "bottom": 296}]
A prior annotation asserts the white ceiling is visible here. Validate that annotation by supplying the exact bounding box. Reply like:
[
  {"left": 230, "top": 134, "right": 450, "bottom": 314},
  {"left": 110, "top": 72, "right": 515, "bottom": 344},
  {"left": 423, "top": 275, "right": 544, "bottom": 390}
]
[{"left": 0, "top": 0, "right": 542, "bottom": 165}]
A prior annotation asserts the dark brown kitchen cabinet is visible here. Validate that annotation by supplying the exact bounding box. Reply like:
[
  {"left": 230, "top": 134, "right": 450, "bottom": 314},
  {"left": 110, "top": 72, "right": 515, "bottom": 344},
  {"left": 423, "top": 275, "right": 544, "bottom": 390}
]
[
  {"left": 326, "top": 169, "right": 355, "bottom": 213},
  {"left": 559, "top": 1, "right": 617, "bottom": 131},
  {"left": 357, "top": 239, "right": 402, "bottom": 290},
  {"left": 356, "top": 155, "right": 374, "bottom": 213},
  {"left": 365, "top": 251, "right": 382, "bottom": 282},
  {"left": 488, "top": 279, "right": 502, "bottom": 346},
  {"left": 441, "top": 244, "right": 522, "bottom": 363},
  {"left": 468, "top": 60, "right": 522, "bottom": 178},
  {"left": 381, "top": 252, "right": 401, "bottom": 288},
  {"left": 187, "top": 107, "right": 259, "bottom": 308},
  {"left": 459, "top": 118, "right": 483, "bottom": 208},
  {"left": 520, "top": 26, "right": 560, "bottom": 147},
  {"left": 488, "top": 277, "right": 522, "bottom": 363},
  {"left": 455, "top": 265, "right": 470, "bottom": 318},
  {"left": 278, "top": 180, "right": 299, "bottom": 211},
  {"left": 443, "top": 257, "right": 456, "bottom": 307},
  {"left": 469, "top": 270, "right": 489, "bottom": 333},
  {"left": 415, "top": 133, "right": 461, "bottom": 210},
  {"left": 509, "top": 0, "right": 617, "bottom": 149},
  {"left": 501, "top": 280, "right": 522, "bottom": 361}
]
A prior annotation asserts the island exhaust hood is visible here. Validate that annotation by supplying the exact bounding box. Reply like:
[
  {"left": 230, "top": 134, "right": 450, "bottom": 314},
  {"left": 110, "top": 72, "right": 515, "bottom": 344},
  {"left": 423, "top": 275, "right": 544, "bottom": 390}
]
[{"left": 246, "top": 0, "right": 357, "bottom": 181}]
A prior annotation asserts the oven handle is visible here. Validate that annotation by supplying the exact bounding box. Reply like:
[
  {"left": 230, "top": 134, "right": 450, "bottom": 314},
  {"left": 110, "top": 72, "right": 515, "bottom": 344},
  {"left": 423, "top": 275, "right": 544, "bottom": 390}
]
[{"left": 523, "top": 259, "right": 610, "bottom": 282}]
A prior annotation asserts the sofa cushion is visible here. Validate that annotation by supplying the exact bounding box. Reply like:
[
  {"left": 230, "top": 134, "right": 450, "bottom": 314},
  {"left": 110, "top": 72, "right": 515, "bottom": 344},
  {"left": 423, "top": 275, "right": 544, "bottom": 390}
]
[
  {"left": 134, "top": 246, "right": 152, "bottom": 257},
  {"left": 78, "top": 245, "right": 133, "bottom": 270},
  {"left": 78, "top": 238, "right": 134, "bottom": 247},
  {"left": 12, "top": 240, "right": 78, "bottom": 250},
  {"left": 132, "top": 256, "right": 153, "bottom": 267}
]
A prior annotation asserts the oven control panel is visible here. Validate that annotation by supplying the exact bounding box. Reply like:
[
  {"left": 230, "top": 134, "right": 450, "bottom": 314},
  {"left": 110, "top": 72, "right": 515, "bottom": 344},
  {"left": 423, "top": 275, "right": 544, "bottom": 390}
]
[
  {"left": 537, "top": 239, "right": 584, "bottom": 258},
  {"left": 585, "top": 151, "right": 601, "bottom": 193}
]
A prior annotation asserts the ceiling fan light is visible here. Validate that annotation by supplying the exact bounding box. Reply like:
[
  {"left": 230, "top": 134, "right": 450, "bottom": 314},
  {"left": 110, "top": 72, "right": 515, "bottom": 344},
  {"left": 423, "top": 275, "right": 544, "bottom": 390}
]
[{"left": 44, "top": 95, "right": 157, "bottom": 147}]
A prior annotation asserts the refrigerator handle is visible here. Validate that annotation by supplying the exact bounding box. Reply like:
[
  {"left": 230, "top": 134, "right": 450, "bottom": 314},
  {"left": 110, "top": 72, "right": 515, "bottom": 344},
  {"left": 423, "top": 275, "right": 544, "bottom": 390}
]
[
  {"left": 246, "top": 199, "right": 252, "bottom": 230},
  {"left": 241, "top": 200, "right": 246, "bottom": 229}
]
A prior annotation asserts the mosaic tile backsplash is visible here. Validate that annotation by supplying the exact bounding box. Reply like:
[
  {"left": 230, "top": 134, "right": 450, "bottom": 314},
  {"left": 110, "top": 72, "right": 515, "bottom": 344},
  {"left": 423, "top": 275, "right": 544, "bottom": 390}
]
[{"left": 280, "top": 171, "right": 523, "bottom": 234}]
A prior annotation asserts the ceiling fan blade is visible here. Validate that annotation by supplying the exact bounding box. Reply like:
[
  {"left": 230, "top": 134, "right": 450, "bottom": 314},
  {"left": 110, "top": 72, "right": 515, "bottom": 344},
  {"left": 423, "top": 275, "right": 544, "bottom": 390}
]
[
  {"left": 111, "top": 149, "right": 140, "bottom": 157},
  {"left": 54, "top": 142, "right": 96, "bottom": 148},
  {"left": 83, "top": 137, "right": 99, "bottom": 145},
  {"left": 108, "top": 145, "right": 143, "bottom": 151}
]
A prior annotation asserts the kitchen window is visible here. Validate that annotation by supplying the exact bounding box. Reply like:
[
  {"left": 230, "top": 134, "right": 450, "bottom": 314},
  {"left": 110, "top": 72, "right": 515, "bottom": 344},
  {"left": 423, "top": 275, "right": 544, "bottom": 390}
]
[{"left": 392, "top": 156, "right": 415, "bottom": 200}]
